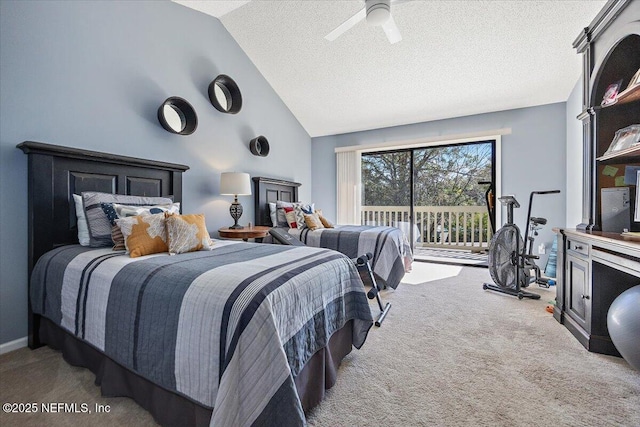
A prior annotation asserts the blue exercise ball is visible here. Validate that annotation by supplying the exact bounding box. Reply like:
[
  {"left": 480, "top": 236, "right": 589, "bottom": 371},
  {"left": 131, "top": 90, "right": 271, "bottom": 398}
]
[{"left": 607, "top": 285, "right": 640, "bottom": 371}]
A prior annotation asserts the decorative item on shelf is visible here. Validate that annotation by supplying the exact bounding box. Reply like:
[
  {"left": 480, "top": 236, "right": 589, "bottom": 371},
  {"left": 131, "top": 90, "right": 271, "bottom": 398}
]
[
  {"left": 616, "top": 67, "right": 640, "bottom": 104},
  {"left": 249, "top": 135, "right": 270, "bottom": 157},
  {"left": 157, "top": 97, "right": 198, "bottom": 135},
  {"left": 220, "top": 172, "right": 252, "bottom": 229},
  {"left": 208, "top": 74, "right": 242, "bottom": 114},
  {"left": 601, "top": 79, "right": 623, "bottom": 106},
  {"left": 597, "top": 124, "right": 640, "bottom": 161}
]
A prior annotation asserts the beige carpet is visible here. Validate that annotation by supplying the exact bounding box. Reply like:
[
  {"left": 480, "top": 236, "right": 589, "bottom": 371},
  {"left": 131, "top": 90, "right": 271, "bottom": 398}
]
[
  {"left": 1, "top": 264, "right": 638, "bottom": 426},
  {"left": 307, "top": 264, "right": 640, "bottom": 426}
]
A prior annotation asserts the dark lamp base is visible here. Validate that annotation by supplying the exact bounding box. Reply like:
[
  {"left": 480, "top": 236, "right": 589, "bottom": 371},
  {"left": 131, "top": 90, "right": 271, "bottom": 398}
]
[{"left": 229, "top": 199, "right": 244, "bottom": 230}]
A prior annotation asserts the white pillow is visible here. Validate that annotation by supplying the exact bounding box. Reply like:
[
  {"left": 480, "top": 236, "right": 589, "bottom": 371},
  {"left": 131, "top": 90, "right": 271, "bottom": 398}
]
[
  {"left": 268, "top": 202, "right": 278, "bottom": 227},
  {"left": 73, "top": 194, "right": 90, "bottom": 246}
]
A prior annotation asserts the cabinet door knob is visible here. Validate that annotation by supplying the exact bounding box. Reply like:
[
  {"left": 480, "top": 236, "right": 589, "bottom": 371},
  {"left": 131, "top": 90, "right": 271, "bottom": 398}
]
[
  {"left": 581, "top": 294, "right": 590, "bottom": 300},
  {"left": 575, "top": 245, "right": 583, "bottom": 250}
]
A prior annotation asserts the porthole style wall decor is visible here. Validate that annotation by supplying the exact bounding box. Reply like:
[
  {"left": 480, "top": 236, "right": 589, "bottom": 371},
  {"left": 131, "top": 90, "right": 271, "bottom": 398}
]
[
  {"left": 208, "top": 74, "right": 242, "bottom": 114},
  {"left": 249, "top": 135, "right": 270, "bottom": 157},
  {"left": 157, "top": 97, "right": 198, "bottom": 135}
]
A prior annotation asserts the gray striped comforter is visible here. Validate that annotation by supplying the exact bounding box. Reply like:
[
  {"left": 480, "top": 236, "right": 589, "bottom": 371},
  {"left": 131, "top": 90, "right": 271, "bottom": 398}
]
[
  {"left": 289, "top": 226, "right": 413, "bottom": 289},
  {"left": 31, "top": 242, "right": 373, "bottom": 426}
]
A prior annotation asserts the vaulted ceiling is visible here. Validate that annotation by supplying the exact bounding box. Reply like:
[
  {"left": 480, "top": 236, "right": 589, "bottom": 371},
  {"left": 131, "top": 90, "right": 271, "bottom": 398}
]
[{"left": 174, "top": 0, "right": 606, "bottom": 137}]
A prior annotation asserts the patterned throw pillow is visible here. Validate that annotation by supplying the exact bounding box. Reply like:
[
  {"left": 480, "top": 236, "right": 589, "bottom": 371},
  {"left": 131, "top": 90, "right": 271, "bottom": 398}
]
[
  {"left": 82, "top": 192, "right": 174, "bottom": 248},
  {"left": 275, "top": 201, "right": 295, "bottom": 227},
  {"left": 284, "top": 207, "right": 298, "bottom": 228},
  {"left": 304, "top": 212, "right": 325, "bottom": 231},
  {"left": 293, "top": 204, "right": 314, "bottom": 229},
  {"left": 165, "top": 213, "right": 213, "bottom": 255},
  {"left": 101, "top": 203, "right": 119, "bottom": 225},
  {"left": 101, "top": 202, "right": 179, "bottom": 252},
  {"left": 111, "top": 225, "right": 126, "bottom": 251},
  {"left": 115, "top": 214, "right": 168, "bottom": 258},
  {"left": 113, "top": 202, "right": 180, "bottom": 218},
  {"left": 276, "top": 201, "right": 314, "bottom": 228}
]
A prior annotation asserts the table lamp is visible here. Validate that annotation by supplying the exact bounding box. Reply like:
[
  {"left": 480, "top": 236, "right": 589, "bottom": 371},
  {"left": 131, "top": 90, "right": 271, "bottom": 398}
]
[{"left": 220, "top": 172, "right": 252, "bottom": 229}]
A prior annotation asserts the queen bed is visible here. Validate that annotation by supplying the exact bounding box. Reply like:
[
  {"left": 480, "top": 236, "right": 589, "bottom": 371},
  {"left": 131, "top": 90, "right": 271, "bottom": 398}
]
[
  {"left": 18, "top": 141, "right": 374, "bottom": 427},
  {"left": 253, "top": 177, "right": 413, "bottom": 290}
]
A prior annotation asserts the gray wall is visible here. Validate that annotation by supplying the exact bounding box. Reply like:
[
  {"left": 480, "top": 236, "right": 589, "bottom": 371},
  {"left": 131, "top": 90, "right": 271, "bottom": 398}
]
[
  {"left": 0, "top": 1, "right": 310, "bottom": 345},
  {"left": 565, "top": 79, "right": 584, "bottom": 227},
  {"left": 312, "top": 103, "right": 568, "bottom": 264}
]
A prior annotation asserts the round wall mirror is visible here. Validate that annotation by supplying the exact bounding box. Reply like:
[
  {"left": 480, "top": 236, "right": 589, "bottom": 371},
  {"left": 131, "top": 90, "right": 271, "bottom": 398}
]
[
  {"left": 157, "top": 97, "right": 198, "bottom": 135},
  {"left": 163, "top": 104, "right": 185, "bottom": 132},
  {"left": 208, "top": 74, "right": 242, "bottom": 114},
  {"left": 249, "top": 135, "right": 270, "bottom": 157}
]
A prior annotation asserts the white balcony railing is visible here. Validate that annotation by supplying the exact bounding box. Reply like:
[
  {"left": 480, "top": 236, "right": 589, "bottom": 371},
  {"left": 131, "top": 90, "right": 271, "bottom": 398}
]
[{"left": 361, "top": 205, "right": 492, "bottom": 250}]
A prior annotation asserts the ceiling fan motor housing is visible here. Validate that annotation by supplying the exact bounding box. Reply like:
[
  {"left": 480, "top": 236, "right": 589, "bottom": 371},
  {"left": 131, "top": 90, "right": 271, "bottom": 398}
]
[{"left": 365, "top": 0, "right": 391, "bottom": 26}]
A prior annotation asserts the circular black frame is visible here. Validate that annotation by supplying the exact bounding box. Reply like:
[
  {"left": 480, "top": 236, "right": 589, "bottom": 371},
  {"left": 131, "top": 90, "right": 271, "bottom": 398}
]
[
  {"left": 208, "top": 74, "right": 242, "bottom": 114},
  {"left": 157, "top": 97, "right": 198, "bottom": 135},
  {"left": 249, "top": 135, "right": 270, "bottom": 157}
]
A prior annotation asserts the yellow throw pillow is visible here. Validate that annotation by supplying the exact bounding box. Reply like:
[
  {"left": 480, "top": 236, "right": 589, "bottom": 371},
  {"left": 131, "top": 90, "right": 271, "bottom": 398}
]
[
  {"left": 304, "top": 212, "right": 325, "bottom": 231},
  {"left": 319, "top": 215, "right": 334, "bottom": 228},
  {"left": 115, "top": 214, "right": 168, "bottom": 258},
  {"left": 314, "top": 209, "right": 334, "bottom": 228},
  {"left": 165, "top": 213, "right": 213, "bottom": 255}
]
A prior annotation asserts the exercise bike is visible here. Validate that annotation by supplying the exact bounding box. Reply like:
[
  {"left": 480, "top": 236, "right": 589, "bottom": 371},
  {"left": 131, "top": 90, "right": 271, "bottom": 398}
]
[{"left": 482, "top": 190, "right": 560, "bottom": 300}]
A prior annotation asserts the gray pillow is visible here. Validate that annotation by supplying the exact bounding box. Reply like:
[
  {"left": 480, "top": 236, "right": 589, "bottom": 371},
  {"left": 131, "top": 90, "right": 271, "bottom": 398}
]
[{"left": 82, "top": 192, "right": 174, "bottom": 247}]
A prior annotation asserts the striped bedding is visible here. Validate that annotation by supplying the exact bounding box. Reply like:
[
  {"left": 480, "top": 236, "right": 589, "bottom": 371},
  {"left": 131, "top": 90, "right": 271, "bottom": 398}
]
[
  {"left": 30, "top": 242, "right": 373, "bottom": 426},
  {"left": 289, "top": 226, "right": 413, "bottom": 289}
]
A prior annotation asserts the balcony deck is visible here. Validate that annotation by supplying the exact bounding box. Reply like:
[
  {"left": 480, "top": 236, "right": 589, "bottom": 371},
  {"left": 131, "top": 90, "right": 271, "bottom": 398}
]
[
  {"left": 414, "top": 247, "right": 488, "bottom": 267},
  {"left": 361, "top": 204, "right": 491, "bottom": 266}
]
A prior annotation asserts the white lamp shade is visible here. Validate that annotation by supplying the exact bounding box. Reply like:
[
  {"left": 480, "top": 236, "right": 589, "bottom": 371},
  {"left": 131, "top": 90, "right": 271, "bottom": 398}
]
[{"left": 220, "top": 172, "right": 252, "bottom": 196}]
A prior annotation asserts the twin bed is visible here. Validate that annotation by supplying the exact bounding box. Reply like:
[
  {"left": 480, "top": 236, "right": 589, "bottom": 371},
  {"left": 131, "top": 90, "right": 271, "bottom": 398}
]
[
  {"left": 18, "top": 142, "right": 376, "bottom": 426},
  {"left": 253, "top": 177, "right": 413, "bottom": 290}
]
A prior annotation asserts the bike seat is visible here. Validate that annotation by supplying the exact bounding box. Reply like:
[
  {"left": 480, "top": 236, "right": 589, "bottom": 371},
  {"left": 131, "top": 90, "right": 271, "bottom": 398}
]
[{"left": 530, "top": 217, "right": 547, "bottom": 226}]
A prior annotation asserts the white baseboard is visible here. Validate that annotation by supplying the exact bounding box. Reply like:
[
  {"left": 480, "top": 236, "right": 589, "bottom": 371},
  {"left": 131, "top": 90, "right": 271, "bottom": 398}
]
[{"left": 0, "top": 336, "right": 28, "bottom": 355}]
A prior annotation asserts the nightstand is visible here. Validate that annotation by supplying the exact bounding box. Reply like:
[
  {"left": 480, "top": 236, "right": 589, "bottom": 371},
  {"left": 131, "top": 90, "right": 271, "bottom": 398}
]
[{"left": 218, "top": 226, "right": 271, "bottom": 242}]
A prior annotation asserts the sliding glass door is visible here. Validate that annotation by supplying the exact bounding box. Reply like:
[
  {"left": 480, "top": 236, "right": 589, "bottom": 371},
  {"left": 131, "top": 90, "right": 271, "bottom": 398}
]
[{"left": 361, "top": 140, "right": 495, "bottom": 258}]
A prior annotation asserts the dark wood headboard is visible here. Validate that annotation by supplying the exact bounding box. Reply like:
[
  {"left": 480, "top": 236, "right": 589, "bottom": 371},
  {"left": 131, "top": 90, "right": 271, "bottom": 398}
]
[
  {"left": 17, "top": 141, "right": 189, "bottom": 348},
  {"left": 252, "top": 177, "right": 301, "bottom": 226}
]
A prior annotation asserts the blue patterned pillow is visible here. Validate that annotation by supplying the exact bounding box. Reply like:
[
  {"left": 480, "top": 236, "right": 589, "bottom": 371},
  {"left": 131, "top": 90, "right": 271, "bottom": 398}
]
[{"left": 100, "top": 203, "right": 119, "bottom": 226}]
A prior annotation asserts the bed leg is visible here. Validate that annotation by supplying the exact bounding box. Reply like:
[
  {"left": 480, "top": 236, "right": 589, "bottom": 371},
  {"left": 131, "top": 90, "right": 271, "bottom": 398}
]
[{"left": 28, "top": 311, "right": 43, "bottom": 349}]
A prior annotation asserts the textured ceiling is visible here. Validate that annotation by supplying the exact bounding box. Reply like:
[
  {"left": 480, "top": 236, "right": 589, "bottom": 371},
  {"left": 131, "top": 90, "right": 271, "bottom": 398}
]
[{"left": 174, "top": 0, "right": 606, "bottom": 137}]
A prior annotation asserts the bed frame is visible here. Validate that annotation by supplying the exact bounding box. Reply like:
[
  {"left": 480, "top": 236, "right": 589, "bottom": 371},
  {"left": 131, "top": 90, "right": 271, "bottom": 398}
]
[
  {"left": 17, "top": 141, "right": 189, "bottom": 349},
  {"left": 252, "top": 176, "right": 301, "bottom": 226}
]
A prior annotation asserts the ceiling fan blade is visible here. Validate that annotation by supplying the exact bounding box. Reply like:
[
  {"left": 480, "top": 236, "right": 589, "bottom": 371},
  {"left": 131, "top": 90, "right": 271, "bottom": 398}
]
[
  {"left": 382, "top": 14, "right": 402, "bottom": 44},
  {"left": 325, "top": 7, "right": 366, "bottom": 41}
]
